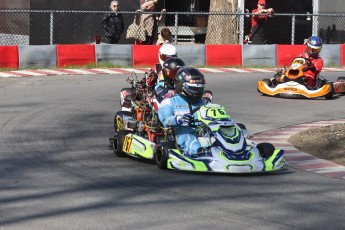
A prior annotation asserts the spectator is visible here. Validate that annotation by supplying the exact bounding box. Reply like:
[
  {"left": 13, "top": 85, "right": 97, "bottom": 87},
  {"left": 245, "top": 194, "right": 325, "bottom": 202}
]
[
  {"left": 102, "top": 0, "right": 124, "bottom": 44},
  {"left": 156, "top": 27, "right": 173, "bottom": 45},
  {"left": 250, "top": 0, "right": 274, "bottom": 44},
  {"left": 140, "top": 0, "right": 166, "bottom": 45}
]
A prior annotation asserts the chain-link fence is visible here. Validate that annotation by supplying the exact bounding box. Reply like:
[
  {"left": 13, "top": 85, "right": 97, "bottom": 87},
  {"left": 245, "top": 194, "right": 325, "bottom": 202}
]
[{"left": 1, "top": 9, "right": 345, "bottom": 45}]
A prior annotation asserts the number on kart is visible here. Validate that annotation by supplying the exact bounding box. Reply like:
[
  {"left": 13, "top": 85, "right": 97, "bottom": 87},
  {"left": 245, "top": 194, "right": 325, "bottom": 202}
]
[
  {"left": 292, "top": 58, "right": 305, "bottom": 65},
  {"left": 116, "top": 117, "right": 122, "bottom": 132},
  {"left": 123, "top": 135, "right": 132, "bottom": 153},
  {"left": 206, "top": 108, "right": 227, "bottom": 118}
]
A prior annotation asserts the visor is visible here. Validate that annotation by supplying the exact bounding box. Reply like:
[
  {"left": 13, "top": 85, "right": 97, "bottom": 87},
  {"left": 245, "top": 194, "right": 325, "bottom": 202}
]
[
  {"left": 307, "top": 46, "right": 321, "bottom": 54},
  {"left": 160, "top": 54, "right": 178, "bottom": 62},
  {"left": 184, "top": 83, "right": 205, "bottom": 97}
]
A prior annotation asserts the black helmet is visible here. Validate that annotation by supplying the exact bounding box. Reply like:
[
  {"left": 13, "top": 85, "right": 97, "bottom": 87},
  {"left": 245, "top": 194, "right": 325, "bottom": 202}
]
[
  {"left": 175, "top": 66, "right": 205, "bottom": 103},
  {"left": 162, "top": 57, "right": 185, "bottom": 88}
]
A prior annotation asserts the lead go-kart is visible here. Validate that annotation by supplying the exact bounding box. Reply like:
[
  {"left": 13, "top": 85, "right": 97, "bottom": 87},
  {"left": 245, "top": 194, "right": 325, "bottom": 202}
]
[
  {"left": 109, "top": 102, "right": 285, "bottom": 173},
  {"left": 257, "top": 57, "right": 345, "bottom": 99}
]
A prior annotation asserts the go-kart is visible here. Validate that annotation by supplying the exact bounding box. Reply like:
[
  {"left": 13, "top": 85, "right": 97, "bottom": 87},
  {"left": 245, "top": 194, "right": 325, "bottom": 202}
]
[
  {"left": 257, "top": 57, "right": 345, "bottom": 99},
  {"left": 109, "top": 103, "right": 285, "bottom": 173}
]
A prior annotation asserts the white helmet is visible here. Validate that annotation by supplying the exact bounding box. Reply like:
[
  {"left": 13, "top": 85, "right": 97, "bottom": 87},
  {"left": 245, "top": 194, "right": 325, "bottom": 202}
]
[{"left": 158, "top": 44, "right": 178, "bottom": 66}]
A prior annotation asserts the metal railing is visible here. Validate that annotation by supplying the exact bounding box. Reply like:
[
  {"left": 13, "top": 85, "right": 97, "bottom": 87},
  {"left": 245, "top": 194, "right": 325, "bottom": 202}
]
[{"left": 1, "top": 9, "right": 345, "bottom": 45}]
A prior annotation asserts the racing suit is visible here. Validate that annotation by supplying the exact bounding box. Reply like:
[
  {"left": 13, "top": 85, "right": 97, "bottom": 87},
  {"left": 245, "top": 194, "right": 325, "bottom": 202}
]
[
  {"left": 154, "top": 81, "right": 176, "bottom": 103},
  {"left": 300, "top": 51, "right": 323, "bottom": 88},
  {"left": 158, "top": 94, "right": 206, "bottom": 156}
]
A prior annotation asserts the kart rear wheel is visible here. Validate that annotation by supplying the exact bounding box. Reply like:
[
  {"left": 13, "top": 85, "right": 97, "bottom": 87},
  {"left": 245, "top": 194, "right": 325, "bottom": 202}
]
[
  {"left": 113, "top": 130, "right": 132, "bottom": 157},
  {"left": 257, "top": 142, "right": 275, "bottom": 159},
  {"left": 114, "top": 111, "right": 133, "bottom": 133},
  {"left": 155, "top": 141, "right": 175, "bottom": 170},
  {"left": 324, "top": 82, "right": 334, "bottom": 100},
  {"left": 337, "top": 76, "right": 345, "bottom": 82}
]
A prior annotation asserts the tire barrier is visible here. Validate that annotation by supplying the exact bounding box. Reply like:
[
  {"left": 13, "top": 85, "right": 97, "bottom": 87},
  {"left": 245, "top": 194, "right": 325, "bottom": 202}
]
[{"left": 0, "top": 44, "right": 345, "bottom": 69}]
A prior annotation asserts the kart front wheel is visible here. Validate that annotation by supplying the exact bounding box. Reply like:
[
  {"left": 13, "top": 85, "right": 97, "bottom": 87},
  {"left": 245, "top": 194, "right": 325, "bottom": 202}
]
[
  {"left": 113, "top": 130, "right": 132, "bottom": 157},
  {"left": 257, "top": 142, "right": 275, "bottom": 159},
  {"left": 155, "top": 141, "right": 175, "bottom": 170}
]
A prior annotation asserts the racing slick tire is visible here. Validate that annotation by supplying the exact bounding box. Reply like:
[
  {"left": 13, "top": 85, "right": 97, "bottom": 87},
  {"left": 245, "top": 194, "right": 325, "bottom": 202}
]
[
  {"left": 155, "top": 141, "right": 175, "bottom": 170},
  {"left": 257, "top": 142, "right": 275, "bottom": 159},
  {"left": 337, "top": 76, "right": 345, "bottom": 82},
  {"left": 324, "top": 82, "right": 334, "bottom": 100},
  {"left": 114, "top": 111, "right": 134, "bottom": 133},
  {"left": 113, "top": 130, "right": 132, "bottom": 157}
]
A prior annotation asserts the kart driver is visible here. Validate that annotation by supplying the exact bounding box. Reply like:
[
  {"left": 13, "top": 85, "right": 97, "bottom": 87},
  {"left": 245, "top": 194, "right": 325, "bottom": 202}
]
[
  {"left": 145, "top": 43, "right": 178, "bottom": 92},
  {"left": 158, "top": 66, "right": 210, "bottom": 157},
  {"left": 154, "top": 57, "right": 186, "bottom": 103},
  {"left": 300, "top": 36, "right": 324, "bottom": 88}
]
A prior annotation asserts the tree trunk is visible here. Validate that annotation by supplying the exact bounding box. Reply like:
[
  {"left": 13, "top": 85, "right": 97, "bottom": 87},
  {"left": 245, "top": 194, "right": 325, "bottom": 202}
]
[{"left": 205, "top": 0, "right": 238, "bottom": 44}]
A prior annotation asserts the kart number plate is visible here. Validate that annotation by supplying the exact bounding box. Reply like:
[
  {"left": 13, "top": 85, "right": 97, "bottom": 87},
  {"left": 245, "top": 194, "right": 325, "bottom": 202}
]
[
  {"left": 123, "top": 135, "right": 133, "bottom": 153},
  {"left": 206, "top": 108, "right": 228, "bottom": 119}
]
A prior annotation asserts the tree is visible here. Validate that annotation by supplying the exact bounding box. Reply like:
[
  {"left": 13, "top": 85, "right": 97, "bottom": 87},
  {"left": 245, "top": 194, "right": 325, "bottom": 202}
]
[{"left": 205, "top": 0, "right": 238, "bottom": 44}]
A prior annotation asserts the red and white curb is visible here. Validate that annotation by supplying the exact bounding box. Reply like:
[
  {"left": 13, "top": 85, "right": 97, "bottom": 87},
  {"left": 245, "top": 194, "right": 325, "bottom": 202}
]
[
  {"left": 251, "top": 119, "right": 345, "bottom": 179},
  {"left": 0, "top": 67, "right": 344, "bottom": 78}
]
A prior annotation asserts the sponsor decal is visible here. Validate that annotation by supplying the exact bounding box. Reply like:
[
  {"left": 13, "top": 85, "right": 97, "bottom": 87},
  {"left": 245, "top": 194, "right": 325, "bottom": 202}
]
[{"left": 284, "top": 87, "right": 297, "bottom": 91}]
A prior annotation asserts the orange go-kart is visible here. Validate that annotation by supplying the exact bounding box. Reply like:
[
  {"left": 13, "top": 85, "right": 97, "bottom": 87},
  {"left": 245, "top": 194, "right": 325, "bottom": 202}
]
[{"left": 258, "top": 57, "right": 345, "bottom": 99}]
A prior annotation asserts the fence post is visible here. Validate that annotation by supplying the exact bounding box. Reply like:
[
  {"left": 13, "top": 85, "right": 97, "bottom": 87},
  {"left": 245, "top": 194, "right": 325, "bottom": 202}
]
[
  {"left": 291, "top": 14, "right": 295, "bottom": 45},
  {"left": 239, "top": 11, "right": 244, "bottom": 45},
  {"left": 174, "top": 12, "right": 178, "bottom": 44},
  {"left": 50, "top": 11, "right": 54, "bottom": 45}
]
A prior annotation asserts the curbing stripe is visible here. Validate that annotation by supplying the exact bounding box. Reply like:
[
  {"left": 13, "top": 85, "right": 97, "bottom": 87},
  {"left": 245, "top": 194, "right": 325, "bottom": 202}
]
[
  {"left": 199, "top": 68, "right": 224, "bottom": 73},
  {"left": 248, "top": 68, "right": 275, "bottom": 73},
  {"left": 251, "top": 119, "right": 345, "bottom": 179},
  {"left": 63, "top": 69, "right": 98, "bottom": 75},
  {"left": 0, "top": 72, "right": 17, "bottom": 77},
  {"left": 119, "top": 68, "right": 146, "bottom": 74},
  {"left": 39, "top": 69, "right": 71, "bottom": 75},
  {"left": 93, "top": 68, "right": 125, "bottom": 74}
]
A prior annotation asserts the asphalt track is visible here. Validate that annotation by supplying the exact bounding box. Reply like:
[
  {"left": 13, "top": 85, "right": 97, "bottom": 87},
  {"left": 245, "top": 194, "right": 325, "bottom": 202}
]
[{"left": 1, "top": 71, "right": 345, "bottom": 229}]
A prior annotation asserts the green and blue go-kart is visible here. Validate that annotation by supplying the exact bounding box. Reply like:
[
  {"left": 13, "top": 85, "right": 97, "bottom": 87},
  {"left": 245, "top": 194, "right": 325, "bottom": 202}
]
[{"left": 110, "top": 104, "right": 285, "bottom": 173}]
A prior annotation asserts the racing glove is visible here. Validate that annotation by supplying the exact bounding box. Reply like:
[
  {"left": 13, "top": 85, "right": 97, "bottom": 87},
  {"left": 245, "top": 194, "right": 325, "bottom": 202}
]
[
  {"left": 176, "top": 113, "right": 194, "bottom": 125},
  {"left": 303, "top": 61, "right": 316, "bottom": 72}
]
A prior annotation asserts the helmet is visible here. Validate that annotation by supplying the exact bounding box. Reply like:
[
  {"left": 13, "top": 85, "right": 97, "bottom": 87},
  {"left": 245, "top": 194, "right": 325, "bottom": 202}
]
[
  {"left": 175, "top": 67, "right": 205, "bottom": 103},
  {"left": 306, "top": 36, "right": 322, "bottom": 58},
  {"left": 162, "top": 57, "right": 185, "bottom": 88},
  {"left": 158, "top": 44, "right": 178, "bottom": 66}
]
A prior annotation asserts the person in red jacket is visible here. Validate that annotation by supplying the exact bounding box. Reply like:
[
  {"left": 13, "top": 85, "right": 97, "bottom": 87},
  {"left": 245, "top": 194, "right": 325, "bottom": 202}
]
[
  {"left": 300, "top": 36, "right": 323, "bottom": 88},
  {"left": 250, "top": 0, "right": 274, "bottom": 44}
]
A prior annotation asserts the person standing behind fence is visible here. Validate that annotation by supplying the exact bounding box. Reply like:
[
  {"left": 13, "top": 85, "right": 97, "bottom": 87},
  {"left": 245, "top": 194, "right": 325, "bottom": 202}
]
[
  {"left": 102, "top": 1, "right": 124, "bottom": 44},
  {"left": 156, "top": 27, "right": 173, "bottom": 45},
  {"left": 140, "top": 0, "right": 166, "bottom": 45},
  {"left": 250, "top": 0, "right": 274, "bottom": 44}
]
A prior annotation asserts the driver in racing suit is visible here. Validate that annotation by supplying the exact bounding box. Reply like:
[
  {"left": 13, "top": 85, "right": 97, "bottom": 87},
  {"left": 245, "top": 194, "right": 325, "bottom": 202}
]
[
  {"left": 158, "top": 66, "right": 210, "bottom": 157},
  {"left": 300, "top": 36, "right": 324, "bottom": 88}
]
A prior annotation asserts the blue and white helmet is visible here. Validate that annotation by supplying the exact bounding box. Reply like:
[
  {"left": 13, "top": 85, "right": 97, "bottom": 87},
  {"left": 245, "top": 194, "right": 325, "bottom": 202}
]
[{"left": 306, "top": 36, "right": 322, "bottom": 58}]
